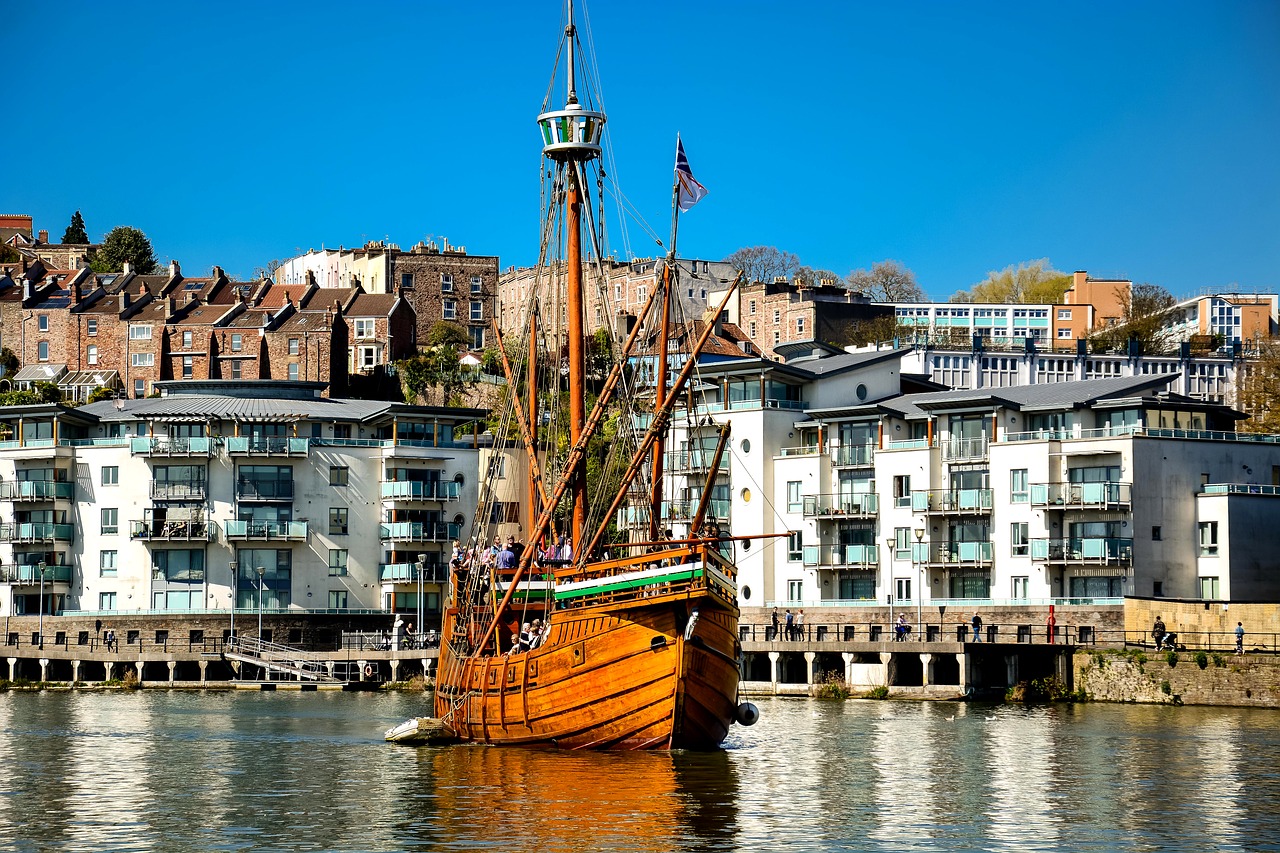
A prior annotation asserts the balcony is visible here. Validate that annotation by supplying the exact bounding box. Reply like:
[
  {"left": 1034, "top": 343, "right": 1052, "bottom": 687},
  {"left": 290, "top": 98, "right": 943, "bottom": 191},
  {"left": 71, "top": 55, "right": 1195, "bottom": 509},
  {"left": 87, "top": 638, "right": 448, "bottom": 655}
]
[
  {"left": 911, "top": 489, "right": 993, "bottom": 514},
  {"left": 1030, "top": 482, "right": 1131, "bottom": 510},
  {"left": 223, "top": 520, "right": 309, "bottom": 541},
  {"left": 130, "top": 519, "right": 214, "bottom": 541},
  {"left": 802, "top": 493, "right": 878, "bottom": 518},
  {"left": 831, "top": 444, "right": 874, "bottom": 467},
  {"left": 236, "top": 480, "right": 294, "bottom": 502},
  {"left": 379, "top": 563, "right": 448, "bottom": 583},
  {"left": 802, "top": 543, "right": 879, "bottom": 568},
  {"left": 0, "top": 522, "right": 75, "bottom": 544},
  {"left": 150, "top": 481, "right": 207, "bottom": 502},
  {"left": 667, "top": 499, "right": 731, "bottom": 521},
  {"left": 0, "top": 563, "right": 72, "bottom": 584},
  {"left": 941, "top": 436, "right": 989, "bottom": 462},
  {"left": 130, "top": 436, "right": 215, "bottom": 457},
  {"left": 0, "top": 480, "right": 74, "bottom": 502},
  {"left": 380, "top": 481, "right": 460, "bottom": 502},
  {"left": 380, "top": 521, "right": 461, "bottom": 543},
  {"left": 667, "top": 451, "right": 731, "bottom": 475},
  {"left": 917, "top": 541, "right": 993, "bottom": 567},
  {"left": 226, "top": 437, "right": 310, "bottom": 456},
  {"left": 1031, "top": 537, "right": 1133, "bottom": 565}
]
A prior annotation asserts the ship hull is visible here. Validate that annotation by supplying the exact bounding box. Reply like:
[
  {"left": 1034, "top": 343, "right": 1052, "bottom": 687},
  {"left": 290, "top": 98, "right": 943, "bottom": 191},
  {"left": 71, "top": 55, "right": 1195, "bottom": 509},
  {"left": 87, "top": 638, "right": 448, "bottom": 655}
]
[{"left": 435, "top": 593, "right": 739, "bottom": 750}]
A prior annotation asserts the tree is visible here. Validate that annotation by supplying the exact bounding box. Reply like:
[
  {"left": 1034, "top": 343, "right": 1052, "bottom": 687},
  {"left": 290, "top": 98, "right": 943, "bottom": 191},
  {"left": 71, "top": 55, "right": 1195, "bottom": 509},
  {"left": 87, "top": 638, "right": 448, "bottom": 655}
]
[
  {"left": 845, "top": 260, "right": 926, "bottom": 302},
  {"left": 1238, "top": 341, "right": 1280, "bottom": 433},
  {"left": 62, "top": 211, "right": 89, "bottom": 244},
  {"left": 723, "top": 246, "right": 801, "bottom": 284},
  {"left": 1090, "top": 282, "right": 1177, "bottom": 354},
  {"left": 793, "top": 266, "right": 842, "bottom": 287},
  {"left": 90, "top": 226, "right": 159, "bottom": 274},
  {"left": 426, "top": 321, "right": 471, "bottom": 349},
  {"left": 949, "top": 259, "right": 1070, "bottom": 304},
  {"left": 0, "top": 346, "right": 18, "bottom": 378}
]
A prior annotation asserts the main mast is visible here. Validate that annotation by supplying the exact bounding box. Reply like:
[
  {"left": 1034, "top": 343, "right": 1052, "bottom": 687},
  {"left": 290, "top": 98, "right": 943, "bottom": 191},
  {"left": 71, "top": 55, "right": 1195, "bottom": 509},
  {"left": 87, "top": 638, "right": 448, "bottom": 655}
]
[{"left": 536, "top": 0, "right": 606, "bottom": 550}]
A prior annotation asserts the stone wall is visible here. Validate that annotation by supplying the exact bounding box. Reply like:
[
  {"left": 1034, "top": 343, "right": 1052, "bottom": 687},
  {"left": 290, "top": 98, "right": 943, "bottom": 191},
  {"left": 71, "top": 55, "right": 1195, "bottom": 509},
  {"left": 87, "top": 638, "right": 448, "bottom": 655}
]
[
  {"left": 741, "top": 604, "right": 1126, "bottom": 641},
  {"left": 1126, "top": 596, "right": 1280, "bottom": 651},
  {"left": 1074, "top": 647, "right": 1280, "bottom": 708}
]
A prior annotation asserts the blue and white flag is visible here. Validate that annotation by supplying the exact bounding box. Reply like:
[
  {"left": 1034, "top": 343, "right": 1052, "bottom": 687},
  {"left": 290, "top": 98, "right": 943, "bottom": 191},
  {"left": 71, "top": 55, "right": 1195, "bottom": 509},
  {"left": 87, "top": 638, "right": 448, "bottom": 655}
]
[{"left": 675, "top": 138, "right": 708, "bottom": 212}]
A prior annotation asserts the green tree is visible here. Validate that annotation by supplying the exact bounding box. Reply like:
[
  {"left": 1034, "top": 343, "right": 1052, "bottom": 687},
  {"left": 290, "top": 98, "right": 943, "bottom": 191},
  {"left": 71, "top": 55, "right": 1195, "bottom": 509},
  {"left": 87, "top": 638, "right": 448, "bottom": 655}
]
[
  {"left": 1091, "top": 282, "right": 1177, "bottom": 355},
  {"left": 90, "top": 226, "right": 159, "bottom": 274},
  {"left": 845, "top": 260, "right": 926, "bottom": 302},
  {"left": 723, "top": 246, "right": 801, "bottom": 284},
  {"left": 950, "top": 259, "right": 1070, "bottom": 304},
  {"left": 1238, "top": 341, "right": 1280, "bottom": 433},
  {"left": 425, "top": 321, "right": 471, "bottom": 349},
  {"left": 0, "top": 346, "right": 19, "bottom": 378},
  {"left": 62, "top": 210, "right": 89, "bottom": 244}
]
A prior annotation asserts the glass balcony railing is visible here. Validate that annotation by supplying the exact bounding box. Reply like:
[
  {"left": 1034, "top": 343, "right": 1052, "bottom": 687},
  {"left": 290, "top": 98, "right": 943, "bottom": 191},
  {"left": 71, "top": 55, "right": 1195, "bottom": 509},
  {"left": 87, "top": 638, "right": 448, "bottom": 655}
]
[
  {"left": 236, "top": 481, "right": 294, "bottom": 501},
  {"left": 0, "top": 522, "right": 75, "bottom": 543},
  {"left": 0, "top": 480, "right": 75, "bottom": 501},
  {"left": 150, "top": 481, "right": 207, "bottom": 501},
  {"left": 1030, "top": 482, "right": 1131, "bottom": 509},
  {"left": 1031, "top": 537, "right": 1133, "bottom": 563},
  {"left": 1201, "top": 483, "right": 1280, "bottom": 496},
  {"left": 380, "top": 481, "right": 461, "bottom": 501},
  {"left": 379, "top": 521, "right": 461, "bottom": 543},
  {"left": 802, "top": 493, "right": 878, "bottom": 517},
  {"left": 941, "top": 436, "right": 989, "bottom": 461},
  {"left": 129, "top": 436, "right": 214, "bottom": 456},
  {"left": 226, "top": 437, "right": 310, "bottom": 455},
  {"left": 0, "top": 563, "right": 72, "bottom": 584},
  {"left": 801, "top": 544, "right": 879, "bottom": 567},
  {"left": 831, "top": 444, "right": 875, "bottom": 466},
  {"left": 223, "top": 520, "right": 308, "bottom": 540},
  {"left": 666, "top": 451, "right": 731, "bottom": 474},
  {"left": 379, "top": 563, "right": 447, "bottom": 582},
  {"left": 130, "top": 520, "right": 213, "bottom": 541},
  {"left": 911, "top": 489, "right": 993, "bottom": 513},
  {"left": 917, "top": 541, "right": 993, "bottom": 564}
]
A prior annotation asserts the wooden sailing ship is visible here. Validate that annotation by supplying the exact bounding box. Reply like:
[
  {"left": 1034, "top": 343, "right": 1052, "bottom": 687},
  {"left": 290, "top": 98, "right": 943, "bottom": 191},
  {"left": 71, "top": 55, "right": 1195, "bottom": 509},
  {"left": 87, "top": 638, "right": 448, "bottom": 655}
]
[{"left": 429, "top": 0, "right": 756, "bottom": 750}]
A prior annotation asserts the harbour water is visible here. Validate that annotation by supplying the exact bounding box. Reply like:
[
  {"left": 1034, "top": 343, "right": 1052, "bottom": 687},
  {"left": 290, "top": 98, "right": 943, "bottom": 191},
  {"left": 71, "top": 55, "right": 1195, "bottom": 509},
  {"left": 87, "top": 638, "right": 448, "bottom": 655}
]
[{"left": 1, "top": 691, "right": 1278, "bottom": 852}]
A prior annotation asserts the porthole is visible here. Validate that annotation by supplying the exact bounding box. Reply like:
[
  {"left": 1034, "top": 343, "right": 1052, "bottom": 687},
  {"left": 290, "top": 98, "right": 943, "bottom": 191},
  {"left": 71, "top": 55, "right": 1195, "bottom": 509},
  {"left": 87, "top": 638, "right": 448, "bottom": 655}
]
[
  {"left": 740, "top": 488, "right": 751, "bottom": 503},
  {"left": 740, "top": 439, "right": 751, "bottom": 454},
  {"left": 856, "top": 383, "right": 868, "bottom": 401},
  {"left": 742, "top": 539, "right": 751, "bottom": 551},
  {"left": 742, "top": 585, "right": 752, "bottom": 600},
  {"left": 453, "top": 472, "right": 465, "bottom": 487}
]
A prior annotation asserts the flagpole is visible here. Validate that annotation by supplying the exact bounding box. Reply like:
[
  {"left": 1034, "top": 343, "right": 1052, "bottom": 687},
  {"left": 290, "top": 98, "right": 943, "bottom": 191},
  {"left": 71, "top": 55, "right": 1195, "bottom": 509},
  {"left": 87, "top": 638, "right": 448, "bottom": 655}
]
[{"left": 649, "top": 137, "right": 682, "bottom": 537}]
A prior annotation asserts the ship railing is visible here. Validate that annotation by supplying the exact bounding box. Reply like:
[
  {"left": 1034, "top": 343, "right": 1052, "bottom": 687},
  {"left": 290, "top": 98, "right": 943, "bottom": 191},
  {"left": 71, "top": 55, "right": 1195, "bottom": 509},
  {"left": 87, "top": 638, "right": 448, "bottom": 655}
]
[{"left": 550, "top": 541, "right": 736, "bottom": 610}]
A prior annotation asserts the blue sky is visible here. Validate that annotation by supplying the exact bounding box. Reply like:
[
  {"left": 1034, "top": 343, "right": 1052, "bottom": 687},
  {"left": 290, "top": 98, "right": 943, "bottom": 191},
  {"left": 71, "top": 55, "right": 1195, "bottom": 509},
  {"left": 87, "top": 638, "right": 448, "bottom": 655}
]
[{"left": 6, "top": 1, "right": 1277, "bottom": 300}]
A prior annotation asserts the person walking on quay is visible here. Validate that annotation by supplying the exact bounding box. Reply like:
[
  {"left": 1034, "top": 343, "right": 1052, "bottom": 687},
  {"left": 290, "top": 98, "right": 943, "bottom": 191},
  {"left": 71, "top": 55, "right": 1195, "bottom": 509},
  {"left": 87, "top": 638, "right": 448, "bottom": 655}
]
[
  {"left": 971, "top": 613, "right": 983, "bottom": 643},
  {"left": 1152, "top": 615, "right": 1166, "bottom": 651},
  {"left": 1235, "top": 621, "right": 1245, "bottom": 655},
  {"left": 795, "top": 609, "right": 805, "bottom": 642},
  {"left": 784, "top": 609, "right": 794, "bottom": 641},
  {"left": 771, "top": 608, "right": 780, "bottom": 641}
]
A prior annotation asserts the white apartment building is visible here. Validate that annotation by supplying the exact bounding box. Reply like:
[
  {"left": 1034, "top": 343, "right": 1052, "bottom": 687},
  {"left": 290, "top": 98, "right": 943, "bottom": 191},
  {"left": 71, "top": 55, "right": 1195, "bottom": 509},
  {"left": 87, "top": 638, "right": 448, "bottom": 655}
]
[
  {"left": 0, "top": 381, "right": 484, "bottom": 623},
  {"left": 635, "top": 347, "right": 1280, "bottom": 610}
]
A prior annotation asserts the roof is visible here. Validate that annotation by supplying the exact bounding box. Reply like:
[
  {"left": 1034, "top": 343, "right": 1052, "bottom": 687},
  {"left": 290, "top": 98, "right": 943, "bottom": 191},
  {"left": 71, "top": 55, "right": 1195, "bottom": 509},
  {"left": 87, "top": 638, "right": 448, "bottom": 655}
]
[
  {"left": 348, "top": 293, "right": 398, "bottom": 316},
  {"left": 880, "top": 374, "right": 1179, "bottom": 419},
  {"left": 13, "top": 364, "right": 67, "bottom": 382}
]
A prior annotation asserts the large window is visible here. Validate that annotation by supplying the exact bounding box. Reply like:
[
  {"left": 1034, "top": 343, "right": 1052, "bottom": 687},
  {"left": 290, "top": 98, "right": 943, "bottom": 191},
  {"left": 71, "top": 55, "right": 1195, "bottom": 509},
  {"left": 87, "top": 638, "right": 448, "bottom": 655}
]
[
  {"left": 100, "top": 550, "right": 118, "bottom": 577},
  {"left": 329, "top": 590, "right": 348, "bottom": 609},
  {"left": 787, "top": 531, "right": 802, "bottom": 562},
  {"left": 152, "top": 549, "right": 205, "bottom": 581},
  {"left": 468, "top": 326, "right": 485, "bottom": 350},
  {"left": 99, "top": 592, "right": 117, "bottom": 610},
  {"left": 129, "top": 325, "right": 152, "bottom": 340},
  {"left": 101, "top": 508, "right": 119, "bottom": 535},
  {"left": 787, "top": 481, "right": 802, "bottom": 512},
  {"left": 1199, "top": 577, "right": 1220, "bottom": 599},
  {"left": 328, "top": 549, "right": 348, "bottom": 576},
  {"left": 1010, "top": 469, "right": 1028, "bottom": 503},
  {"left": 131, "top": 352, "right": 155, "bottom": 367},
  {"left": 234, "top": 550, "right": 292, "bottom": 609},
  {"left": 330, "top": 466, "right": 349, "bottom": 486},
  {"left": 354, "top": 319, "right": 375, "bottom": 339},
  {"left": 1011, "top": 522, "right": 1029, "bottom": 557},
  {"left": 1198, "top": 521, "right": 1218, "bottom": 556},
  {"left": 101, "top": 466, "right": 119, "bottom": 486},
  {"left": 328, "top": 507, "right": 348, "bottom": 535}
]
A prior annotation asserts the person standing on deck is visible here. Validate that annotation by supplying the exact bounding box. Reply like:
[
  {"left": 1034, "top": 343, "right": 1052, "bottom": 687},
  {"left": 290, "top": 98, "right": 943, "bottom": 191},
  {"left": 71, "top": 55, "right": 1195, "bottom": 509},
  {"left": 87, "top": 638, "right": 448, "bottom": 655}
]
[
  {"left": 795, "top": 609, "right": 805, "bottom": 641},
  {"left": 771, "top": 608, "right": 780, "bottom": 641},
  {"left": 784, "top": 609, "right": 794, "bottom": 641},
  {"left": 1236, "top": 622, "right": 1245, "bottom": 655}
]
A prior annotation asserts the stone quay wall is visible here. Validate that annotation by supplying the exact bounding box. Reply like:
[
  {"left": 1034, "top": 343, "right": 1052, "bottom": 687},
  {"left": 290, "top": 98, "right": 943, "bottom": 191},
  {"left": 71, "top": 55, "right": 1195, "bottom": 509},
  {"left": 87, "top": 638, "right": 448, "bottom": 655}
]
[{"left": 1074, "top": 647, "right": 1280, "bottom": 708}]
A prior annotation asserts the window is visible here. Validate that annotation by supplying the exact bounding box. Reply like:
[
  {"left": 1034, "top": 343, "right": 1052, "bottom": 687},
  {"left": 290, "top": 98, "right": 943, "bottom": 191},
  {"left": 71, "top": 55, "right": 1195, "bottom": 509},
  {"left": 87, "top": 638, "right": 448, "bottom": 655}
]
[
  {"left": 330, "top": 466, "right": 349, "bottom": 486},
  {"left": 101, "top": 508, "right": 119, "bottom": 535},
  {"left": 1199, "top": 577, "right": 1220, "bottom": 599},
  {"left": 87, "top": 345, "right": 98, "bottom": 365},
  {"left": 358, "top": 346, "right": 377, "bottom": 370},
  {"left": 1011, "top": 522, "right": 1029, "bottom": 557},
  {"left": 1010, "top": 469, "right": 1028, "bottom": 503},
  {"left": 328, "top": 549, "right": 348, "bottom": 576},
  {"left": 288, "top": 338, "right": 299, "bottom": 355},
  {"left": 100, "top": 550, "right": 118, "bottom": 577},
  {"left": 787, "top": 580, "right": 802, "bottom": 602},
  {"left": 470, "top": 275, "right": 482, "bottom": 294},
  {"left": 329, "top": 590, "right": 348, "bottom": 609},
  {"left": 134, "top": 379, "right": 145, "bottom": 397},
  {"left": 1152, "top": 526, "right": 1162, "bottom": 541},
  {"left": 749, "top": 300, "right": 757, "bottom": 315},
  {"left": 229, "top": 361, "right": 241, "bottom": 380},
  {"left": 443, "top": 299, "right": 457, "bottom": 320},
  {"left": 230, "top": 333, "right": 243, "bottom": 352},
  {"left": 101, "top": 466, "right": 119, "bottom": 486},
  {"left": 288, "top": 363, "right": 299, "bottom": 381},
  {"left": 787, "top": 481, "right": 802, "bottom": 512},
  {"left": 797, "top": 317, "right": 805, "bottom": 334},
  {"left": 86, "top": 319, "right": 98, "bottom": 336},
  {"left": 182, "top": 331, "right": 193, "bottom": 348},
  {"left": 441, "top": 274, "right": 454, "bottom": 292},
  {"left": 1011, "top": 577, "right": 1029, "bottom": 599},
  {"left": 773, "top": 331, "right": 780, "bottom": 345},
  {"left": 183, "top": 356, "right": 193, "bottom": 379},
  {"left": 637, "top": 285, "right": 646, "bottom": 302},
  {"left": 893, "top": 475, "right": 911, "bottom": 508},
  {"left": 129, "top": 325, "right": 152, "bottom": 340},
  {"left": 131, "top": 352, "right": 154, "bottom": 367},
  {"left": 469, "top": 326, "right": 485, "bottom": 350},
  {"left": 38, "top": 314, "right": 49, "bottom": 332},
  {"left": 1198, "top": 521, "right": 1218, "bottom": 556},
  {"left": 895, "top": 577, "right": 912, "bottom": 602},
  {"left": 333, "top": 424, "right": 352, "bottom": 439},
  {"left": 749, "top": 322, "right": 756, "bottom": 337},
  {"left": 401, "top": 272, "right": 414, "bottom": 289},
  {"left": 328, "top": 507, "right": 349, "bottom": 535},
  {"left": 470, "top": 300, "right": 483, "bottom": 321},
  {"left": 99, "top": 591, "right": 117, "bottom": 610},
  {"left": 787, "top": 531, "right": 802, "bottom": 561},
  {"left": 354, "top": 319, "right": 375, "bottom": 339},
  {"left": 773, "top": 310, "right": 780, "bottom": 324},
  {"left": 894, "top": 527, "right": 911, "bottom": 559},
  {"left": 1058, "top": 309, "right": 1072, "bottom": 320},
  {"left": 38, "top": 341, "right": 48, "bottom": 361}
]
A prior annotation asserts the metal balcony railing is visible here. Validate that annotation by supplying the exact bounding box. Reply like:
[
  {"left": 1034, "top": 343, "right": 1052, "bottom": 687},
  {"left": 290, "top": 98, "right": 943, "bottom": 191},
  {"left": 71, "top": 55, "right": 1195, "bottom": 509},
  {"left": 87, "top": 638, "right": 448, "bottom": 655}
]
[
  {"left": 802, "top": 493, "right": 879, "bottom": 517},
  {"left": 379, "top": 521, "right": 461, "bottom": 543},
  {"left": 150, "top": 481, "right": 207, "bottom": 501},
  {"left": 380, "top": 481, "right": 460, "bottom": 501},
  {"left": 1030, "top": 482, "right": 1132, "bottom": 509},
  {"left": 917, "top": 541, "right": 993, "bottom": 565},
  {"left": 941, "top": 436, "right": 989, "bottom": 461},
  {"left": 379, "top": 563, "right": 448, "bottom": 582},
  {"left": 0, "top": 480, "right": 74, "bottom": 501},
  {"left": 223, "top": 520, "right": 308, "bottom": 540},
  {"left": 666, "top": 451, "right": 731, "bottom": 474},
  {"left": 1030, "top": 537, "right": 1133, "bottom": 564},
  {"left": 0, "top": 563, "right": 72, "bottom": 584},
  {"left": 226, "top": 437, "right": 310, "bottom": 455},
  {"left": 801, "top": 544, "right": 879, "bottom": 567},
  {"left": 130, "top": 520, "right": 214, "bottom": 541},
  {"left": 0, "top": 522, "right": 75, "bottom": 543},
  {"left": 831, "top": 444, "right": 875, "bottom": 466},
  {"left": 129, "top": 436, "right": 215, "bottom": 456},
  {"left": 911, "top": 489, "right": 993, "bottom": 513}
]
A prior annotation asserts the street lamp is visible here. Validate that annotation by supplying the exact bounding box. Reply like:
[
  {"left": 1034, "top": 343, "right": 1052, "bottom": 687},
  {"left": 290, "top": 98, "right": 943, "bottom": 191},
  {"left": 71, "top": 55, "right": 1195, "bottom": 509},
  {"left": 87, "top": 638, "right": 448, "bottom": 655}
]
[
  {"left": 228, "top": 560, "right": 238, "bottom": 646},
  {"left": 883, "top": 535, "right": 895, "bottom": 622},
  {"left": 37, "top": 560, "right": 47, "bottom": 649},
  {"left": 914, "top": 527, "right": 926, "bottom": 641},
  {"left": 256, "top": 565, "right": 266, "bottom": 643},
  {"left": 416, "top": 553, "right": 427, "bottom": 647}
]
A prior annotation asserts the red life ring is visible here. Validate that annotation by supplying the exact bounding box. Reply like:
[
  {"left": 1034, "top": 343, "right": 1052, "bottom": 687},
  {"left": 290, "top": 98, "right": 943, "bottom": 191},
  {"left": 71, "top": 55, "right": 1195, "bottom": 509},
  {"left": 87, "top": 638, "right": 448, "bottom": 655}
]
[{"left": 363, "top": 664, "right": 374, "bottom": 679}]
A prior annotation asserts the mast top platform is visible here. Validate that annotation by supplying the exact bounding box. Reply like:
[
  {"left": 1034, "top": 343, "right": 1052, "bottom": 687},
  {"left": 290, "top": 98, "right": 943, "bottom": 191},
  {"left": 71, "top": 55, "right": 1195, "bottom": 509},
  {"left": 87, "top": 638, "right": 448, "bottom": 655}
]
[{"left": 537, "top": 103, "right": 606, "bottom": 162}]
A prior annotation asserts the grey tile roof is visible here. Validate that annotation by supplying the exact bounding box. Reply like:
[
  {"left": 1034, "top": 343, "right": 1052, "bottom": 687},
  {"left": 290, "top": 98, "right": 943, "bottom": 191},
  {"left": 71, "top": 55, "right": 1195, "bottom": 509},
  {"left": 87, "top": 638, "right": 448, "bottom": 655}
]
[{"left": 881, "top": 374, "right": 1176, "bottom": 418}]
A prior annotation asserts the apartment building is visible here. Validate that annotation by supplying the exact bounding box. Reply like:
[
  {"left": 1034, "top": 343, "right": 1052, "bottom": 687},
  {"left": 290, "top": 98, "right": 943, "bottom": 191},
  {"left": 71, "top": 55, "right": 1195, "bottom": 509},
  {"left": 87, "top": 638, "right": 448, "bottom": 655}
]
[
  {"left": 1160, "top": 291, "right": 1279, "bottom": 348},
  {"left": 0, "top": 381, "right": 484, "bottom": 623},
  {"left": 628, "top": 347, "right": 1280, "bottom": 610}
]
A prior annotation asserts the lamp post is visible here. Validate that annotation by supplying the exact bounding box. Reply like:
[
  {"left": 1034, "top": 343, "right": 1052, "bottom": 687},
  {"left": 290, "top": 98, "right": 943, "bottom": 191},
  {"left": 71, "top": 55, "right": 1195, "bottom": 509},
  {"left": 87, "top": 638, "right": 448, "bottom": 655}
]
[
  {"left": 228, "top": 560, "right": 237, "bottom": 646},
  {"left": 256, "top": 565, "right": 265, "bottom": 643},
  {"left": 416, "top": 553, "right": 427, "bottom": 647},
  {"left": 883, "top": 535, "right": 896, "bottom": 620},
  {"left": 37, "top": 560, "right": 47, "bottom": 649},
  {"left": 914, "top": 527, "right": 926, "bottom": 641}
]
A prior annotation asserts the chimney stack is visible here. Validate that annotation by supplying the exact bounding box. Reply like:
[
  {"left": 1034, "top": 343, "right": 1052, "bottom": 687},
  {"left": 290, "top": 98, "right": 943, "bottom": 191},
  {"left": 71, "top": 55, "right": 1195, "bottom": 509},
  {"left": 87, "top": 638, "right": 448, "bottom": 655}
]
[
  {"left": 37, "top": 229, "right": 48, "bottom": 243},
  {"left": 123, "top": 261, "right": 132, "bottom": 275},
  {"left": 169, "top": 259, "right": 181, "bottom": 278}
]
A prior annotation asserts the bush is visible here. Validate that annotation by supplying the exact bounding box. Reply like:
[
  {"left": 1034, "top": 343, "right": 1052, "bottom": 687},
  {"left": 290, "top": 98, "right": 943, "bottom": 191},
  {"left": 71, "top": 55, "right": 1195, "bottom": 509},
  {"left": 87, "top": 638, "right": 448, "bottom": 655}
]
[
  {"left": 1212, "top": 653, "right": 1226, "bottom": 668},
  {"left": 1194, "top": 651, "right": 1209, "bottom": 670},
  {"left": 1166, "top": 651, "right": 1179, "bottom": 668},
  {"left": 1160, "top": 680, "right": 1172, "bottom": 695},
  {"left": 865, "top": 686, "right": 889, "bottom": 700},
  {"left": 815, "top": 672, "right": 852, "bottom": 700},
  {"left": 1007, "top": 676, "right": 1074, "bottom": 703}
]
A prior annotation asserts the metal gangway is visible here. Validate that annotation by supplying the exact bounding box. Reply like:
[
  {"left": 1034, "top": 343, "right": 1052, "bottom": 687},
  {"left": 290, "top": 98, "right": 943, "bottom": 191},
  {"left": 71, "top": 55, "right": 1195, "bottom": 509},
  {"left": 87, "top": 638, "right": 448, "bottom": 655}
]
[{"left": 222, "top": 636, "right": 342, "bottom": 682}]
